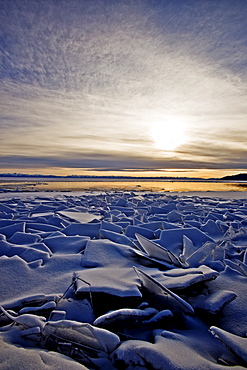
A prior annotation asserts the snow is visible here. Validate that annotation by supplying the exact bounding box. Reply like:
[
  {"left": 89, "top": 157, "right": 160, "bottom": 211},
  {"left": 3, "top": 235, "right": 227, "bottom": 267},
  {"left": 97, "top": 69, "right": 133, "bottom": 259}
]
[
  {"left": 0, "top": 190, "right": 247, "bottom": 369},
  {"left": 0, "top": 338, "right": 88, "bottom": 370},
  {"left": 209, "top": 326, "right": 247, "bottom": 364},
  {"left": 93, "top": 307, "right": 157, "bottom": 327}
]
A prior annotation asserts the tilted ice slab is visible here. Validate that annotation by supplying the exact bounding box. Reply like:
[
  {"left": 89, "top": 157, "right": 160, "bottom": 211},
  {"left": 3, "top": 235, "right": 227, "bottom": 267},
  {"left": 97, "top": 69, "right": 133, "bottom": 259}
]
[
  {"left": 58, "top": 210, "right": 103, "bottom": 223},
  {"left": 209, "top": 326, "right": 247, "bottom": 365}
]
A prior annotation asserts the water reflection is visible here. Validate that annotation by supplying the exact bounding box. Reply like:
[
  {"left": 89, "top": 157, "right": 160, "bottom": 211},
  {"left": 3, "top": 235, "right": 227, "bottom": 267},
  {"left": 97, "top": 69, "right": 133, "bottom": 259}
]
[{"left": 1, "top": 179, "right": 247, "bottom": 192}]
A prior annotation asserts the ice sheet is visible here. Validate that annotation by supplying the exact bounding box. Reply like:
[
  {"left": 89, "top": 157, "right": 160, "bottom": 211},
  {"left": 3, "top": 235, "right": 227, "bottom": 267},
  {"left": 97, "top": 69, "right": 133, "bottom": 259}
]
[{"left": 0, "top": 190, "right": 247, "bottom": 369}]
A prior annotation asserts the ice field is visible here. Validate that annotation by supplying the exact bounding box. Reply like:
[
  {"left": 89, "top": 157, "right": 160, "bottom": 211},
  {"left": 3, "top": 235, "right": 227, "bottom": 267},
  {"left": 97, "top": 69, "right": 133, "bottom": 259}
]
[{"left": 0, "top": 191, "right": 247, "bottom": 369}]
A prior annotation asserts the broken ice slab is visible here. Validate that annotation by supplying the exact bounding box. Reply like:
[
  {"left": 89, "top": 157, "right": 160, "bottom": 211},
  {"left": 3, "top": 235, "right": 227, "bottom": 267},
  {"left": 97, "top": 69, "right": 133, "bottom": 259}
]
[{"left": 134, "top": 267, "right": 194, "bottom": 314}]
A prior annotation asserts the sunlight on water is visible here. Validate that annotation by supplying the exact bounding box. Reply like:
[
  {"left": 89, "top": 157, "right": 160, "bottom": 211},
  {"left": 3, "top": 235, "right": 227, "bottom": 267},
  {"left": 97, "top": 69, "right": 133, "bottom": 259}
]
[
  {"left": 1, "top": 179, "right": 247, "bottom": 192},
  {"left": 37, "top": 181, "right": 247, "bottom": 192}
]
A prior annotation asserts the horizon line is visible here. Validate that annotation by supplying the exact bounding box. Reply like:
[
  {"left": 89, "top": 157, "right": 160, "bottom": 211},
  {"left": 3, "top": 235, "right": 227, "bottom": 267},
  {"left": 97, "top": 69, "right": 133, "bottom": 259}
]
[{"left": 1, "top": 172, "right": 246, "bottom": 181}]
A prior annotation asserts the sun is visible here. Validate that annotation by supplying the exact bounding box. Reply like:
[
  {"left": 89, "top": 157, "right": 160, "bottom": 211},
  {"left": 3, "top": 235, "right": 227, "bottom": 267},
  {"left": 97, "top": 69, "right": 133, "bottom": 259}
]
[{"left": 150, "top": 117, "right": 187, "bottom": 152}]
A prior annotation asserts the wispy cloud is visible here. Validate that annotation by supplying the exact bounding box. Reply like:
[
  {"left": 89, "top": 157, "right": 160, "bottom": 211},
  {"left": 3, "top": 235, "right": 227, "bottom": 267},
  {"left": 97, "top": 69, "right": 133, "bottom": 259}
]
[{"left": 0, "top": 0, "right": 247, "bottom": 175}]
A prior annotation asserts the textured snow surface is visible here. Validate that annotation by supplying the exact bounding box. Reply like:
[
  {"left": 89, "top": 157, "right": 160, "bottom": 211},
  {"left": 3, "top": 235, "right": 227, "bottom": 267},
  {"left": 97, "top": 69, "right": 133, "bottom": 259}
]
[{"left": 0, "top": 191, "right": 247, "bottom": 369}]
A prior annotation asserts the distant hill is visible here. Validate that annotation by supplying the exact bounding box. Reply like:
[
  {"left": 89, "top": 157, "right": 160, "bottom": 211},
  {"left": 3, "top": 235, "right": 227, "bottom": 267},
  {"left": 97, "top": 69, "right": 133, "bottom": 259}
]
[
  {"left": 221, "top": 173, "right": 247, "bottom": 181},
  {"left": 0, "top": 173, "right": 207, "bottom": 181}
]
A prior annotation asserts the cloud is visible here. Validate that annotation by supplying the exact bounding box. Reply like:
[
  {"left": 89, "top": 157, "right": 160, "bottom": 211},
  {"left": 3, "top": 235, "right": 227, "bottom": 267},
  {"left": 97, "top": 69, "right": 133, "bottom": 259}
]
[
  {"left": 2, "top": 146, "right": 247, "bottom": 173},
  {"left": 0, "top": 0, "right": 247, "bottom": 174}
]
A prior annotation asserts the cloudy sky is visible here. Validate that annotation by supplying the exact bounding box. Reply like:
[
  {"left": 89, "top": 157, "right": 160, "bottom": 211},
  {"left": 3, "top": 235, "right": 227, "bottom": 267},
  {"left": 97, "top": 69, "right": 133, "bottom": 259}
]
[{"left": 0, "top": 0, "right": 247, "bottom": 178}]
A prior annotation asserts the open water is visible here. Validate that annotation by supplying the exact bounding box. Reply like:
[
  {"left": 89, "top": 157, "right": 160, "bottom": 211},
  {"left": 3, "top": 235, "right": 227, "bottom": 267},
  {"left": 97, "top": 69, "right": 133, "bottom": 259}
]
[{"left": 1, "top": 178, "right": 247, "bottom": 193}]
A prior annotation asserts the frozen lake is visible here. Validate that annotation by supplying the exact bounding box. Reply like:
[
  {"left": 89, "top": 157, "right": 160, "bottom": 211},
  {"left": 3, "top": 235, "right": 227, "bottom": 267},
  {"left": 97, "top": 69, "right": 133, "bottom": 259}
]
[{"left": 1, "top": 178, "right": 247, "bottom": 193}]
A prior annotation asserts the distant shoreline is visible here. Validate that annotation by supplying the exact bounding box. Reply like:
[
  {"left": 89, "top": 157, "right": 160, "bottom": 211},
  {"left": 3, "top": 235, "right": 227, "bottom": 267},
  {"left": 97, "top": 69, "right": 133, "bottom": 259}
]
[
  {"left": 1, "top": 177, "right": 247, "bottom": 184},
  {"left": 0, "top": 174, "right": 215, "bottom": 181},
  {"left": 0, "top": 172, "right": 246, "bottom": 182}
]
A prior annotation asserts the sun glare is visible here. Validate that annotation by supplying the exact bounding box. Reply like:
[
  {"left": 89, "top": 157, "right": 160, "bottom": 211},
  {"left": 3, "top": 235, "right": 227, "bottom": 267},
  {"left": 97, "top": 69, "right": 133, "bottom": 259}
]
[{"left": 150, "top": 118, "right": 187, "bottom": 152}]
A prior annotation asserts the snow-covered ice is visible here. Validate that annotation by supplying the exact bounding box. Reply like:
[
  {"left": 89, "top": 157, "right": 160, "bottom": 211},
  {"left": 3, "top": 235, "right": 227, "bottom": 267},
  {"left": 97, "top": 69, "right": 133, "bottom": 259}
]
[{"left": 0, "top": 191, "right": 247, "bottom": 369}]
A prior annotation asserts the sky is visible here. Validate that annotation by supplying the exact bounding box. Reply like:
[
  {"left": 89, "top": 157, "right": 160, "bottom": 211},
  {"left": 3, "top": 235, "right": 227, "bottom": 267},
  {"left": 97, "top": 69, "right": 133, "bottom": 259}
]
[{"left": 0, "top": 0, "right": 247, "bottom": 178}]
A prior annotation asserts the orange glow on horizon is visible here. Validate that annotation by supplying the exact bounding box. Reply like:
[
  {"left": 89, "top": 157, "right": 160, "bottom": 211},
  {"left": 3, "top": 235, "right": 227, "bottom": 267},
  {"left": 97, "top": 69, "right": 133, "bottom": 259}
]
[{"left": 0, "top": 168, "right": 244, "bottom": 179}]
